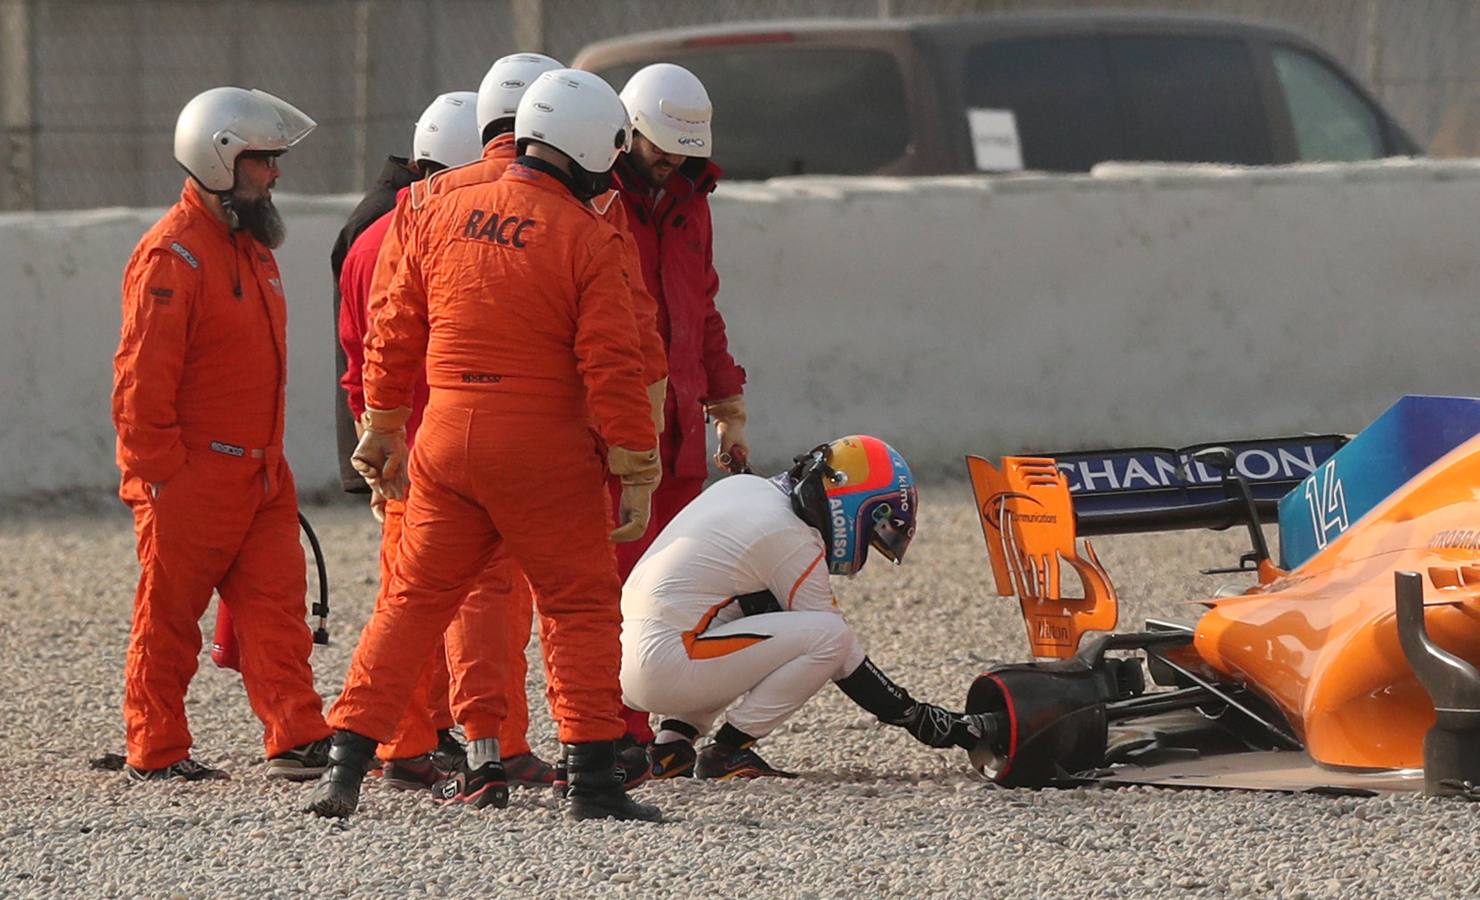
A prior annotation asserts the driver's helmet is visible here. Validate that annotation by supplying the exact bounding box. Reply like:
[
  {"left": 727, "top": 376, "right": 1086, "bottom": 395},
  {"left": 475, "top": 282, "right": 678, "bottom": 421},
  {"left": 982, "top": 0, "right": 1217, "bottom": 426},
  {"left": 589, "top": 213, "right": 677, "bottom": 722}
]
[{"left": 785, "top": 435, "right": 918, "bottom": 577}]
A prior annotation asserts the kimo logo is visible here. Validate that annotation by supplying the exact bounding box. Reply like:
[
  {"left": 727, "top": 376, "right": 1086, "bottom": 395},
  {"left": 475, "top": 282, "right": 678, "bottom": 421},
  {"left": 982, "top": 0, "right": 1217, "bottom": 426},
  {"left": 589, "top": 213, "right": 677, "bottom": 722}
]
[{"left": 828, "top": 497, "right": 849, "bottom": 560}]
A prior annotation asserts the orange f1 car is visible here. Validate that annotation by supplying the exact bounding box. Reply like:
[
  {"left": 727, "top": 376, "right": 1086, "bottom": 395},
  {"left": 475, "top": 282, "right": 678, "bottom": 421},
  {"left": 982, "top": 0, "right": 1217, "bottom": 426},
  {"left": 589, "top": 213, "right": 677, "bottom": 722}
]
[{"left": 962, "top": 396, "right": 1480, "bottom": 797}]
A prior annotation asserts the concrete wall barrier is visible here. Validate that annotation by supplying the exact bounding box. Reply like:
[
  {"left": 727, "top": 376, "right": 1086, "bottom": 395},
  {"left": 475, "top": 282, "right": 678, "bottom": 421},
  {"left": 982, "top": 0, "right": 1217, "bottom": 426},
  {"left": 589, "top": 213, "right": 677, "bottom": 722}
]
[{"left": 5, "top": 160, "right": 1480, "bottom": 498}]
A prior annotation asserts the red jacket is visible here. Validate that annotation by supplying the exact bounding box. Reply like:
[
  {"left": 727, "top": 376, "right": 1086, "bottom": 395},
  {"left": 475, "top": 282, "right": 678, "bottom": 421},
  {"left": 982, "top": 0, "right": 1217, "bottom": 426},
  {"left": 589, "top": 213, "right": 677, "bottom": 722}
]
[
  {"left": 614, "top": 157, "right": 745, "bottom": 480},
  {"left": 114, "top": 181, "right": 289, "bottom": 483},
  {"left": 337, "top": 188, "right": 429, "bottom": 444}
]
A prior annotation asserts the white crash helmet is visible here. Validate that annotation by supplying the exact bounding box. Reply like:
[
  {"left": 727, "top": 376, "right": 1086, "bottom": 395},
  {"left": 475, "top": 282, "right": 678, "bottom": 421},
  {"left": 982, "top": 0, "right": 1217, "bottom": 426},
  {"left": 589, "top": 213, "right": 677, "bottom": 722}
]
[
  {"left": 515, "top": 69, "right": 631, "bottom": 177},
  {"left": 619, "top": 63, "right": 713, "bottom": 158},
  {"left": 412, "top": 91, "right": 482, "bottom": 169},
  {"left": 476, "top": 52, "right": 563, "bottom": 138},
  {"left": 174, "top": 87, "right": 315, "bottom": 192}
]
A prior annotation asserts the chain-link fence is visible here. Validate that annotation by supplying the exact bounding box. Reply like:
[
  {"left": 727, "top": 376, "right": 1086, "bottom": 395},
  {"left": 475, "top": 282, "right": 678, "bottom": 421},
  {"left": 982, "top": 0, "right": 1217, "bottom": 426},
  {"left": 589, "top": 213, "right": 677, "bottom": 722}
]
[{"left": 2, "top": 0, "right": 1476, "bottom": 210}]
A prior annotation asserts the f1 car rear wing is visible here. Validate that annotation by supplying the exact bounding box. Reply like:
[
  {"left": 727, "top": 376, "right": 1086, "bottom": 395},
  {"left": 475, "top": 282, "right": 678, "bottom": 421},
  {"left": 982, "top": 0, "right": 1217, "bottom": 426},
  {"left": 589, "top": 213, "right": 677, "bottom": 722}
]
[
  {"left": 966, "top": 435, "right": 1346, "bottom": 659},
  {"left": 1034, "top": 435, "right": 1348, "bottom": 537},
  {"left": 966, "top": 455, "right": 1119, "bottom": 660}
]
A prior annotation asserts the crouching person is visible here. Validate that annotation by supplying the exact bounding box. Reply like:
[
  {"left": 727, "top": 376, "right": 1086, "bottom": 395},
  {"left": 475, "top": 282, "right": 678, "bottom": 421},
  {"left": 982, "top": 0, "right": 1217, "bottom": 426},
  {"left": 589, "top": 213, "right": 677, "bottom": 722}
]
[{"left": 621, "top": 436, "right": 996, "bottom": 779}]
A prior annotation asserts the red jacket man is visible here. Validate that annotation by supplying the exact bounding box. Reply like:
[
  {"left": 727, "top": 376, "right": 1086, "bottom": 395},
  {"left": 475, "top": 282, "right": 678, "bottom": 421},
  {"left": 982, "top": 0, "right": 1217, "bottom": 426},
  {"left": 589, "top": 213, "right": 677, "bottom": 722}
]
[
  {"left": 340, "top": 197, "right": 430, "bottom": 446},
  {"left": 610, "top": 63, "right": 749, "bottom": 744},
  {"left": 112, "top": 87, "right": 331, "bottom": 781},
  {"left": 611, "top": 63, "right": 748, "bottom": 577}
]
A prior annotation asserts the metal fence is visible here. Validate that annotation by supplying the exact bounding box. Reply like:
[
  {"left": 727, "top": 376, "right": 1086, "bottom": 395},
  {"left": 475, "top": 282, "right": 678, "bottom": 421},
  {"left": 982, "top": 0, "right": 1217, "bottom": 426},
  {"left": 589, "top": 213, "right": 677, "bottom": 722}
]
[{"left": 1, "top": 0, "right": 1476, "bottom": 210}]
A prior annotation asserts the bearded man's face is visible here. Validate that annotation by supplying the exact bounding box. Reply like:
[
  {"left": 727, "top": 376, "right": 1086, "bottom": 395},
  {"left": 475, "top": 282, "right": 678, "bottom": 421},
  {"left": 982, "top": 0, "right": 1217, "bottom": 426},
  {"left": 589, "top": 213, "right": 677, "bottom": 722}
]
[{"left": 231, "top": 151, "right": 286, "bottom": 248}]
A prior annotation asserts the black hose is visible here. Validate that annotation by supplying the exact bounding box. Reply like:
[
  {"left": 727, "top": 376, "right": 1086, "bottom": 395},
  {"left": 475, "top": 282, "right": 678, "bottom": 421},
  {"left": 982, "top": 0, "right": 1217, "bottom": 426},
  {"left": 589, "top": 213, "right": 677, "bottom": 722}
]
[{"left": 298, "top": 511, "right": 330, "bottom": 645}]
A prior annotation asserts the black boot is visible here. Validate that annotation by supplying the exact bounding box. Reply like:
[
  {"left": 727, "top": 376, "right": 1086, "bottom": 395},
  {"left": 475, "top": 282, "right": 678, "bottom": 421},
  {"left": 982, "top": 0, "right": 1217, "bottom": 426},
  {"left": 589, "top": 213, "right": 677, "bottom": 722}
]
[
  {"left": 564, "top": 741, "right": 662, "bottom": 823},
  {"left": 306, "top": 731, "right": 378, "bottom": 819}
]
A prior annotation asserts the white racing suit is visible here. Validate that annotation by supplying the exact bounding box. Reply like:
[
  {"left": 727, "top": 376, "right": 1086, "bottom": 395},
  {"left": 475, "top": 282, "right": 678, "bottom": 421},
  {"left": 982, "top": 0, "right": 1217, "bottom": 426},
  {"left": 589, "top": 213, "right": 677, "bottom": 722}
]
[{"left": 620, "top": 475, "right": 866, "bottom": 739}]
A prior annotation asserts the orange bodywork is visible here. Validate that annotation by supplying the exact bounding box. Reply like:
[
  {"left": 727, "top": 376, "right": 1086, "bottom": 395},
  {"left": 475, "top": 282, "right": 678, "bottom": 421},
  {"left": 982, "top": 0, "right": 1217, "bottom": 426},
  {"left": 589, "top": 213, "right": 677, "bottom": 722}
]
[
  {"left": 974, "top": 435, "right": 1480, "bottom": 773},
  {"left": 1196, "top": 432, "right": 1480, "bottom": 770}
]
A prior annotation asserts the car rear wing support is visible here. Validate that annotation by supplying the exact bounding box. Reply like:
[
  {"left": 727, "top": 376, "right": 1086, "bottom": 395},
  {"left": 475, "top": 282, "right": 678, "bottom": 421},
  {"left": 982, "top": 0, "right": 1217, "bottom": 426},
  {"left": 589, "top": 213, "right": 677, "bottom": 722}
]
[{"left": 1395, "top": 570, "right": 1480, "bottom": 797}]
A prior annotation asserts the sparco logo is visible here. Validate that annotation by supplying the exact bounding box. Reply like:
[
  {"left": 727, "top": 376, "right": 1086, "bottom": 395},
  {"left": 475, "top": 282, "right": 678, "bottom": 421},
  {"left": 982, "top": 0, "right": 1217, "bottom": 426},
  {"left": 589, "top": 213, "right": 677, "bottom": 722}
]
[
  {"left": 209, "top": 440, "right": 245, "bottom": 457},
  {"left": 168, "top": 242, "right": 199, "bottom": 269},
  {"left": 828, "top": 497, "right": 848, "bottom": 559}
]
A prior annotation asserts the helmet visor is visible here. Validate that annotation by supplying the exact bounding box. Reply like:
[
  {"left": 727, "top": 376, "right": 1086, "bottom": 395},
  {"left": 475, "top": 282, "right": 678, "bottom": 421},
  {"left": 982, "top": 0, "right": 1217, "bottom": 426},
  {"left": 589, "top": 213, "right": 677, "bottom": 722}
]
[
  {"left": 249, "top": 89, "right": 316, "bottom": 150},
  {"left": 869, "top": 506, "right": 914, "bottom": 565}
]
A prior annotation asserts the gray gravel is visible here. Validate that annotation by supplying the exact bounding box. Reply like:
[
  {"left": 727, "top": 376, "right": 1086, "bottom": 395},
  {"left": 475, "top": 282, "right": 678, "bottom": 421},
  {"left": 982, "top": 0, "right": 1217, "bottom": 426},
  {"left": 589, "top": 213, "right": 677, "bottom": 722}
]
[{"left": 3, "top": 483, "right": 1479, "bottom": 898}]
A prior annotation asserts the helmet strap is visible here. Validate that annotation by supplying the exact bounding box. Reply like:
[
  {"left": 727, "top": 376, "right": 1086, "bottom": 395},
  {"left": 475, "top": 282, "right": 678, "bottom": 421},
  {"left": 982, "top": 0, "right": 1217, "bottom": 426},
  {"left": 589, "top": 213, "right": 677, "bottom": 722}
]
[
  {"left": 519, "top": 145, "right": 613, "bottom": 202},
  {"left": 218, "top": 192, "right": 241, "bottom": 230},
  {"left": 482, "top": 118, "right": 515, "bottom": 146},
  {"left": 180, "top": 162, "right": 240, "bottom": 228},
  {"left": 568, "top": 166, "right": 612, "bottom": 202},
  {"left": 514, "top": 151, "right": 598, "bottom": 200},
  {"left": 787, "top": 445, "right": 835, "bottom": 543}
]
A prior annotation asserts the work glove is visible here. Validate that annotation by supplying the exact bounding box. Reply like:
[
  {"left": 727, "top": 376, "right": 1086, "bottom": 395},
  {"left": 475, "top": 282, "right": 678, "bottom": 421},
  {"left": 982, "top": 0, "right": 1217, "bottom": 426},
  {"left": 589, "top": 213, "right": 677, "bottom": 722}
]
[
  {"left": 646, "top": 377, "right": 668, "bottom": 435},
  {"left": 369, "top": 483, "right": 387, "bottom": 524},
  {"left": 895, "top": 702, "right": 998, "bottom": 751},
  {"left": 705, "top": 394, "right": 750, "bottom": 474},
  {"left": 352, "top": 406, "right": 412, "bottom": 501},
  {"left": 607, "top": 445, "right": 661, "bottom": 542}
]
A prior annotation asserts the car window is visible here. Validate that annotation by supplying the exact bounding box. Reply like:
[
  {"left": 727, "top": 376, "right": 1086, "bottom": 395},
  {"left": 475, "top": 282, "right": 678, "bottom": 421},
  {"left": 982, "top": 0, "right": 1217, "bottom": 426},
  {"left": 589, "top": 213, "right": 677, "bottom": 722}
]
[
  {"left": 964, "top": 37, "right": 1122, "bottom": 172},
  {"left": 1270, "top": 45, "right": 1386, "bottom": 161},
  {"left": 1107, "top": 36, "right": 1273, "bottom": 166},
  {"left": 595, "top": 47, "right": 909, "bottom": 180}
]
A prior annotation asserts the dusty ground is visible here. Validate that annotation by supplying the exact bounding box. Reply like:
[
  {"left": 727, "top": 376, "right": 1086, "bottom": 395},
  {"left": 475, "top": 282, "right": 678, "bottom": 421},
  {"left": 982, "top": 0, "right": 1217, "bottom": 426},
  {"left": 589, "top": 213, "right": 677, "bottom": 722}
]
[{"left": 2, "top": 483, "right": 1477, "bottom": 898}]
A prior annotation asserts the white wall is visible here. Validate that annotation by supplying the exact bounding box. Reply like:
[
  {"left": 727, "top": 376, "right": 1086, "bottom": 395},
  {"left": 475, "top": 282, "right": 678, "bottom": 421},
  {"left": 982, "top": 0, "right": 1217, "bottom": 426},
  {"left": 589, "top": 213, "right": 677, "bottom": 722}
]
[
  {"left": 4, "top": 160, "right": 1480, "bottom": 498},
  {"left": 719, "top": 160, "right": 1480, "bottom": 475},
  {"left": 0, "top": 196, "right": 358, "bottom": 499}
]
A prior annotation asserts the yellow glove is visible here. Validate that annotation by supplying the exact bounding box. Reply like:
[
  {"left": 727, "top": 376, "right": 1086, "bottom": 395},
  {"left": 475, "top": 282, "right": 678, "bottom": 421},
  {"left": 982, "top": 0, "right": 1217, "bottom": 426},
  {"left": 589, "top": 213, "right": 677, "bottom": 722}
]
[
  {"left": 646, "top": 377, "right": 668, "bottom": 435},
  {"left": 705, "top": 395, "right": 750, "bottom": 473},
  {"left": 351, "top": 406, "right": 412, "bottom": 501},
  {"left": 608, "top": 446, "right": 661, "bottom": 543}
]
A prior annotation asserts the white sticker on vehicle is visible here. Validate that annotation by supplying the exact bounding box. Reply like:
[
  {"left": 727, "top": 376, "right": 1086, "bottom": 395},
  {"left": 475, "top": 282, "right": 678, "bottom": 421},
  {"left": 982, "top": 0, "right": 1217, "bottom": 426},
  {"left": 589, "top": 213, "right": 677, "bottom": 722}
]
[{"left": 967, "top": 108, "right": 1024, "bottom": 172}]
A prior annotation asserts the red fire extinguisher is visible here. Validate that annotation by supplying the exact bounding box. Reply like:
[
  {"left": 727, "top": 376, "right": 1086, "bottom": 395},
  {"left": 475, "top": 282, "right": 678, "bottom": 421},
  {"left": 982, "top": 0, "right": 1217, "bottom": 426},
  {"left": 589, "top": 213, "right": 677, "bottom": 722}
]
[
  {"left": 210, "top": 602, "right": 241, "bottom": 670},
  {"left": 212, "top": 511, "right": 331, "bottom": 669}
]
